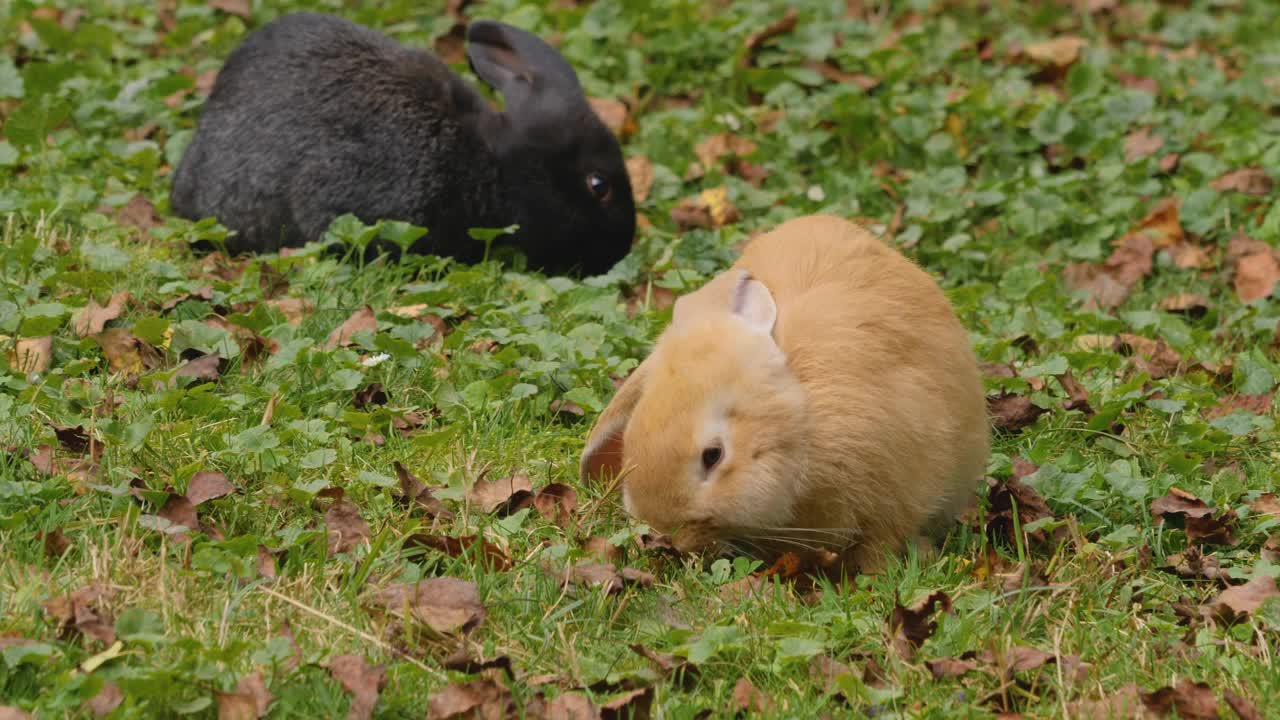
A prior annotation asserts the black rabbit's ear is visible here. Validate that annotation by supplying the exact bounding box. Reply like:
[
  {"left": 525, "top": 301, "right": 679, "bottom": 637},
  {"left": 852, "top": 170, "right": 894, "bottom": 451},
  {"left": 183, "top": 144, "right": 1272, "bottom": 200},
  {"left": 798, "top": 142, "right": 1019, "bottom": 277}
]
[{"left": 466, "top": 21, "right": 583, "bottom": 111}]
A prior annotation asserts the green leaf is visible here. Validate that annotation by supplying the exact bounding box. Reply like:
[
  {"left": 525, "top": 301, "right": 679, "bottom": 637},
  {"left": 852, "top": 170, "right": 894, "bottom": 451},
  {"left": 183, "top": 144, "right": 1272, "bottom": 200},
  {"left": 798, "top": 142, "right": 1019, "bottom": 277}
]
[
  {"left": 685, "top": 625, "right": 745, "bottom": 664},
  {"left": 116, "top": 608, "right": 167, "bottom": 645},
  {"left": 299, "top": 448, "right": 337, "bottom": 469},
  {"left": 0, "top": 56, "right": 22, "bottom": 99}
]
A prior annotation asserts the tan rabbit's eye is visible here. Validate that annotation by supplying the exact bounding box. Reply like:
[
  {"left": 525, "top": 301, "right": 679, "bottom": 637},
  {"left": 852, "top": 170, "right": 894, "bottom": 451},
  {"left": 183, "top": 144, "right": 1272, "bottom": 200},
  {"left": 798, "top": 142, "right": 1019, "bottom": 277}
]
[
  {"left": 701, "top": 445, "right": 723, "bottom": 472},
  {"left": 586, "top": 172, "right": 612, "bottom": 201}
]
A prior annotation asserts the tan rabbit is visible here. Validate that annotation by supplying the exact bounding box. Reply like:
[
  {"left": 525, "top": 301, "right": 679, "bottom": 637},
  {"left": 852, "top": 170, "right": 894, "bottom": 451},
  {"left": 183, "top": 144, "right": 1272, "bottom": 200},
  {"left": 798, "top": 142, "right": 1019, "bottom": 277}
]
[{"left": 580, "top": 214, "right": 989, "bottom": 573}]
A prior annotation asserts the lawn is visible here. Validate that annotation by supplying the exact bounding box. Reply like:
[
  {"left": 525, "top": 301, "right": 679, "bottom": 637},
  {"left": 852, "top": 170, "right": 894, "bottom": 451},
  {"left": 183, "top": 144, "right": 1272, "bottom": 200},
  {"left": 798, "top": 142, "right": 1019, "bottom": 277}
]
[{"left": 2, "top": 0, "right": 1279, "bottom": 717}]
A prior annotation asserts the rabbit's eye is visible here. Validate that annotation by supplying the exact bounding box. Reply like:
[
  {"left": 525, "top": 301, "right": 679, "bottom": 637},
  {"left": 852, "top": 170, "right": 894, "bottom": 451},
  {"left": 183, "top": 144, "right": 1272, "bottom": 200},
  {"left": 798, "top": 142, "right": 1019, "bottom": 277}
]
[
  {"left": 586, "top": 172, "right": 612, "bottom": 201},
  {"left": 700, "top": 445, "right": 723, "bottom": 472}
]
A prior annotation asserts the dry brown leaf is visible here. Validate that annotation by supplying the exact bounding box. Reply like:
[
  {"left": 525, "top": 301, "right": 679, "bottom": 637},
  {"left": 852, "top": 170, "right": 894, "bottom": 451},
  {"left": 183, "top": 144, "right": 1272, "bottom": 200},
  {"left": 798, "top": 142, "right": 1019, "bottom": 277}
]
[
  {"left": 1234, "top": 251, "right": 1279, "bottom": 303},
  {"left": 1249, "top": 493, "right": 1280, "bottom": 519},
  {"left": 1162, "top": 546, "right": 1232, "bottom": 584},
  {"left": 208, "top": 0, "right": 251, "bottom": 19},
  {"left": 560, "top": 563, "right": 624, "bottom": 594},
  {"left": 403, "top": 533, "right": 512, "bottom": 571},
  {"left": 1164, "top": 681, "right": 1222, "bottom": 720},
  {"left": 533, "top": 483, "right": 578, "bottom": 527},
  {"left": 1224, "top": 690, "right": 1263, "bottom": 720},
  {"left": 670, "top": 187, "right": 740, "bottom": 230},
  {"left": 324, "top": 654, "right": 386, "bottom": 720},
  {"left": 267, "top": 297, "right": 314, "bottom": 325},
  {"left": 1024, "top": 35, "right": 1086, "bottom": 69},
  {"left": 393, "top": 462, "right": 452, "bottom": 519},
  {"left": 1159, "top": 152, "right": 1180, "bottom": 173},
  {"left": 1124, "top": 127, "right": 1164, "bottom": 163},
  {"left": 0, "top": 709, "right": 32, "bottom": 720},
  {"left": 371, "top": 578, "right": 486, "bottom": 634},
  {"left": 1201, "top": 575, "right": 1280, "bottom": 625},
  {"left": 1158, "top": 293, "right": 1209, "bottom": 318},
  {"left": 256, "top": 545, "right": 278, "bottom": 579},
  {"left": 694, "top": 133, "right": 759, "bottom": 171},
  {"left": 170, "top": 353, "right": 222, "bottom": 387},
  {"left": 1065, "top": 684, "right": 1166, "bottom": 719},
  {"left": 588, "top": 97, "right": 634, "bottom": 138},
  {"left": 86, "top": 680, "right": 123, "bottom": 718},
  {"left": 1063, "top": 263, "right": 1131, "bottom": 309},
  {"left": 809, "top": 655, "right": 856, "bottom": 697},
  {"left": 926, "top": 656, "right": 981, "bottom": 679},
  {"left": 624, "top": 282, "right": 676, "bottom": 318},
  {"left": 889, "top": 590, "right": 952, "bottom": 659},
  {"left": 93, "top": 327, "right": 163, "bottom": 376},
  {"left": 987, "top": 393, "right": 1047, "bottom": 433},
  {"left": 353, "top": 383, "right": 388, "bottom": 409},
  {"left": 730, "top": 678, "right": 775, "bottom": 714},
  {"left": 186, "top": 471, "right": 235, "bottom": 506},
  {"left": 426, "top": 679, "right": 514, "bottom": 720},
  {"left": 626, "top": 155, "right": 654, "bottom": 203},
  {"left": 217, "top": 672, "right": 272, "bottom": 720},
  {"left": 325, "top": 499, "right": 371, "bottom": 555},
  {"left": 538, "top": 692, "right": 598, "bottom": 719},
  {"left": 804, "top": 60, "right": 880, "bottom": 90},
  {"left": 323, "top": 306, "right": 377, "bottom": 350},
  {"left": 582, "top": 536, "right": 620, "bottom": 564},
  {"left": 598, "top": 687, "right": 653, "bottom": 719},
  {"left": 42, "top": 583, "right": 116, "bottom": 644},
  {"left": 1211, "top": 167, "right": 1274, "bottom": 196},
  {"left": 1203, "top": 393, "right": 1273, "bottom": 421},
  {"left": 9, "top": 336, "right": 52, "bottom": 374},
  {"left": 73, "top": 292, "right": 130, "bottom": 337},
  {"left": 1055, "top": 371, "right": 1093, "bottom": 415},
  {"left": 467, "top": 472, "right": 534, "bottom": 514},
  {"left": 1150, "top": 487, "right": 1237, "bottom": 545},
  {"left": 115, "top": 194, "right": 161, "bottom": 231},
  {"left": 1116, "top": 333, "right": 1184, "bottom": 379},
  {"left": 986, "top": 474, "right": 1060, "bottom": 548},
  {"left": 159, "top": 494, "right": 198, "bottom": 535},
  {"left": 41, "top": 528, "right": 70, "bottom": 558},
  {"left": 741, "top": 7, "right": 799, "bottom": 66}
]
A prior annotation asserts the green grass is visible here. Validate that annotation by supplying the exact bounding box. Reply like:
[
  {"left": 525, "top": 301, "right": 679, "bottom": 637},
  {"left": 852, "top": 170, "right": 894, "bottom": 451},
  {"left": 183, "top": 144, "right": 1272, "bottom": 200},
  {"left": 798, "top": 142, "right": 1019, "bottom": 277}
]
[{"left": 3, "top": 0, "right": 1280, "bottom": 717}]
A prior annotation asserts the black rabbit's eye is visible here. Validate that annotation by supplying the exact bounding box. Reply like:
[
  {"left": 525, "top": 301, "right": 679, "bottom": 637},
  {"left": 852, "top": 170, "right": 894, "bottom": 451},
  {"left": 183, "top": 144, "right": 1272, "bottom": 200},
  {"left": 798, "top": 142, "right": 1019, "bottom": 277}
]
[
  {"left": 701, "top": 445, "right": 723, "bottom": 472},
  {"left": 586, "top": 172, "right": 611, "bottom": 201}
]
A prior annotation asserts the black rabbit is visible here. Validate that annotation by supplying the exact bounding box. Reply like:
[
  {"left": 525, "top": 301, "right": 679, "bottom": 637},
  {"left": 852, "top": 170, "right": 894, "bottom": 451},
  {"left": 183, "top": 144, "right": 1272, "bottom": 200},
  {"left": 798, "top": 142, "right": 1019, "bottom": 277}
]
[{"left": 170, "top": 13, "right": 635, "bottom": 275}]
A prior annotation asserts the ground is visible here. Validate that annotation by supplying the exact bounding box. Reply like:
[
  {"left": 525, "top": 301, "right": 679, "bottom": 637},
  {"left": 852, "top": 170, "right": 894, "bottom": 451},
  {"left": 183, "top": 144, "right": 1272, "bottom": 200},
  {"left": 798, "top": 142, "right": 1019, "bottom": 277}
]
[{"left": 2, "top": 0, "right": 1279, "bottom": 718}]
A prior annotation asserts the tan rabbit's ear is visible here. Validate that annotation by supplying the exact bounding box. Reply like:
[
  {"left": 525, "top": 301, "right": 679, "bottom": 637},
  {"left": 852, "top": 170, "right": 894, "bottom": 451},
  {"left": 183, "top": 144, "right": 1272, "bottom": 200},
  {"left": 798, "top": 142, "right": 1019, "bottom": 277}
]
[
  {"left": 729, "top": 271, "right": 777, "bottom": 336},
  {"left": 579, "top": 359, "right": 650, "bottom": 484}
]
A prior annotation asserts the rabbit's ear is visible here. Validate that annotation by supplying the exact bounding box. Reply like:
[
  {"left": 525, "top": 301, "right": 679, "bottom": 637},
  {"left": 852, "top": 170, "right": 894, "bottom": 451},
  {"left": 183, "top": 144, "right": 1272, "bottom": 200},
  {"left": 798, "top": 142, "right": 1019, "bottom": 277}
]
[
  {"left": 729, "top": 271, "right": 777, "bottom": 337},
  {"left": 466, "top": 21, "right": 582, "bottom": 112},
  {"left": 580, "top": 358, "right": 650, "bottom": 485}
]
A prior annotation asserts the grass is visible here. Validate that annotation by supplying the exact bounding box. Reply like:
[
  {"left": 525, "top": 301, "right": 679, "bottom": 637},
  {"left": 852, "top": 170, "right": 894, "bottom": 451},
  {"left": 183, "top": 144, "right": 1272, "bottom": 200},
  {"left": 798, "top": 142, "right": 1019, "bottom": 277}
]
[{"left": 2, "top": 0, "right": 1280, "bottom": 717}]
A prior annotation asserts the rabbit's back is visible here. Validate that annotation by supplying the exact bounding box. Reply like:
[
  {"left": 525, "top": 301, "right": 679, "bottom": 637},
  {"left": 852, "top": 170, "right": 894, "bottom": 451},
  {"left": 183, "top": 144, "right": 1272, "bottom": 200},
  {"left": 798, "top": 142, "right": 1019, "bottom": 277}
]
[
  {"left": 171, "top": 13, "right": 502, "bottom": 254},
  {"left": 737, "top": 216, "right": 988, "bottom": 557}
]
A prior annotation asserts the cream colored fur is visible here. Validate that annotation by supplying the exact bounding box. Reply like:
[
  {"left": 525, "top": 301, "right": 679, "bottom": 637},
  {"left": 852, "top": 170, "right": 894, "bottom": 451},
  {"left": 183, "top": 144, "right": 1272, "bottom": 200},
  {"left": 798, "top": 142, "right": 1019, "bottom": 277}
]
[{"left": 581, "top": 215, "right": 989, "bottom": 572}]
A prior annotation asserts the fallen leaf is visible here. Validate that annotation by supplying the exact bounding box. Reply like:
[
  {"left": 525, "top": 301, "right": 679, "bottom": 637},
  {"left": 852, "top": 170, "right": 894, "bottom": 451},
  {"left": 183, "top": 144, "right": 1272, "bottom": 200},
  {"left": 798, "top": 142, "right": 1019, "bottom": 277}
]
[
  {"left": 1150, "top": 488, "right": 1237, "bottom": 545},
  {"left": 1065, "top": 684, "right": 1167, "bottom": 719},
  {"left": 1162, "top": 546, "right": 1232, "bottom": 584},
  {"left": 1224, "top": 691, "right": 1263, "bottom": 720},
  {"left": 588, "top": 97, "right": 634, "bottom": 138},
  {"left": 170, "top": 353, "right": 222, "bottom": 387},
  {"left": 93, "top": 327, "right": 162, "bottom": 376},
  {"left": 628, "top": 644, "right": 697, "bottom": 683},
  {"left": 114, "top": 194, "right": 161, "bottom": 231},
  {"left": 324, "top": 654, "right": 386, "bottom": 720},
  {"left": 550, "top": 398, "right": 585, "bottom": 418},
  {"left": 620, "top": 567, "right": 655, "bottom": 588},
  {"left": 809, "top": 655, "right": 856, "bottom": 697},
  {"left": 1063, "top": 263, "right": 1131, "bottom": 309},
  {"left": 1055, "top": 371, "right": 1093, "bottom": 414},
  {"left": 694, "top": 133, "right": 758, "bottom": 172},
  {"left": 0, "top": 709, "right": 32, "bottom": 720},
  {"left": 1116, "top": 333, "right": 1184, "bottom": 379},
  {"left": 73, "top": 292, "right": 130, "bottom": 337},
  {"left": 986, "top": 475, "right": 1059, "bottom": 548},
  {"left": 217, "top": 672, "right": 272, "bottom": 720},
  {"left": 86, "top": 680, "right": 123, "bottom": 717},
  {"left": 159, "top": 494, "right": 198, "bottom": 534},
  {"left": 889, "top": 590, "right": 952, "bottom": 659},
  {"left": 926, "top": 656, "right": 980, "bottom": 679},
  {"left": 1023, "top": 35, "right": 1086, "bottom": 70},
  {"left": 323, "top": 306, "right": 377, "bottom": 350},
  {"left": 467, "top": 472, "right": 534, "bottom": 514},
  {"left": 426, "top": 679, "right": 513, "bottom": 720},
  {"left": 441, "top": 649, "right": 513, "bottom": 676},
  {"left": 1234, "top": 251, "right": 1279, "bottom": 303},
  {"left": 533, "top": 483, "right": 578, "bottom": 527},
  {"left": 186, "top": 471, "right": 235, "bottom": 506},
  {"left": 1249, "top": 493, "right": 1280, "bottom": 519},
  {"left": 538, "top": 692, "right": 598, "bottom": 719},
  {"left": 1203, "top": 393, "right": 1273, "bottom": 421},
  {"left": 160, "top": 285, "right": 214, "bottom": 311},
  {"left": 740, "top": 7, "right": 799, "bottom": 67},
  {"left": 9, "top": 336, "right": 52, "bottom": 374},
  {"left": 325, "top": 498, "right": 371, "bottom": 555},
  {"left": 1124, "top": 127, "right": 1164, "bottom": 163},
  {"left": 1211, "top": 167, "right": 1274, "bottom": 196},
  {"left": 987, "top": 393, "right": 1047, "bottom": 433},
  {"left": 393, "top": 462, "right": 453, "bottom": 519},
  {"left": 1165, "top": 681, "right": 1221, "bottom": 720},
  {"left": 803, "top": 59, "right": 880, "bottom": 90},
  {"left": 371, "top": 578, "right": 486, "bottom": 634},
  {"left": 208, "top": 0, "right": 251, "bottom": 19},
  {"left": 560, "top": 563, "right": 623, "bottom": 594},
  {"left": 582, "top": 537, "right": 620, "bottom": 564},
  {"left": 42, "top": 584, "right": 116, "bottom": 644},
  {"left": 626, "top": 155, "right": 654, "bottom": 203},
  {"left": 670, "top": 187, "right": 740, "bottom": 230},
  {"left": 41, "top": 528, "right": 70, "bottom": 558},
  {"left": 267, "top": 297, "right": 314, "bottom": 325},
  {"left": 353, "top": 383, "right": 388, "bottom": 409},
  {"left": 1159, "top": 152, "right": 1180, "bottom": 172},
  {"left": 404, "top": 533, "right": 512, "bottom": 571},
  {"left": 624, "top": 282, "right": 676, "bottom": 318},
  {"left": 256, "top": 545, "right": 278, "bottom": 579},
  {"left": 730, "top": 678, "right": 775, "bottom": 714},
  {"left": 1158, "top": 293, "right": 1209, "bottom": 318},
  {"left": 28, "top": 445, "right": 55, "bottom": 475},
  {"left": 598, "top": 687, "right": 652, "bottom": 720},
  {"left": 1201, "top": 575, "right": 1280, "bottom": 625}
]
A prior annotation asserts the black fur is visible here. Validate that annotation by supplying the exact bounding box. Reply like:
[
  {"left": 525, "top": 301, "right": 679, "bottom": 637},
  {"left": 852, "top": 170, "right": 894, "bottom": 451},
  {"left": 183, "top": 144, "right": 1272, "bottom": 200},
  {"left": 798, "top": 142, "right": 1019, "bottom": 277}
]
[{"left": 170, "top": 13, "right": 635, "bottom": 275}]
